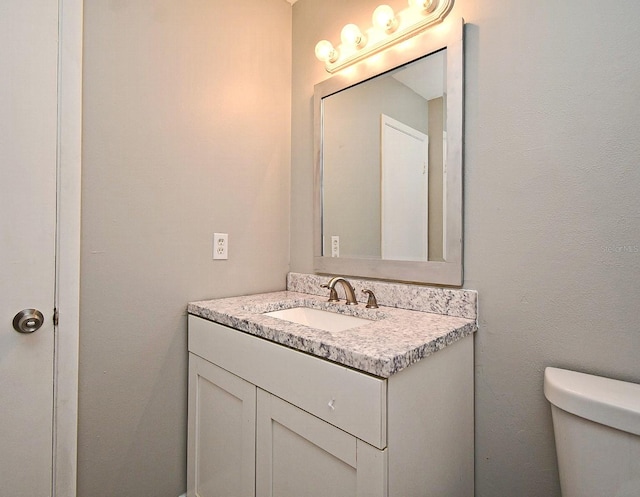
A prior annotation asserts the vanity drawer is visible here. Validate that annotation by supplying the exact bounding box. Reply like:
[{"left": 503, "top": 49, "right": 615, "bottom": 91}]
[{"left": 189, "top": 315, "right": 387, "bottom": 449}]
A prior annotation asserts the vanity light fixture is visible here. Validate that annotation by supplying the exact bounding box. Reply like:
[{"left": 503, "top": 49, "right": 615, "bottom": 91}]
[{"left": 315, "top": 0, "right": 453, "bottom": 73}]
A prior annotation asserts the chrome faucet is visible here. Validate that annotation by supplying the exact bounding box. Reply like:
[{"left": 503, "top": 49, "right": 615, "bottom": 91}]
[{"left": 321, "top": 277, "right": 358, "bottom": 305}]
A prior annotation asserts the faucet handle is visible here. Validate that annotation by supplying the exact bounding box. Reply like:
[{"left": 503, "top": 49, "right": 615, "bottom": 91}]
[
  {"left": 321, "top": 283, "right": 340, "bottom": 302},
  {"left": 362, "top": 289, "right": 379, "bottom": 309}
]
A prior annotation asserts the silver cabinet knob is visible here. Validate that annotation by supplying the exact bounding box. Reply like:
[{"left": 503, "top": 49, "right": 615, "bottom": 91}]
[{"left": 12, "top": 309, "right": 45, "bottom": 334}]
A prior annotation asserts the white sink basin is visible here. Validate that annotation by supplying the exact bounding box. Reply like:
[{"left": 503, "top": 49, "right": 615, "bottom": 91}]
[{"left": 264, "top": 307, "right": 373, "bottom": 332}]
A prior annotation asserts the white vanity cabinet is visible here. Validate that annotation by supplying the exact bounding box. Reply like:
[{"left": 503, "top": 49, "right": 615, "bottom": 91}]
[{"left": 187, "top": 314, "right": 473, "bottom": 497}]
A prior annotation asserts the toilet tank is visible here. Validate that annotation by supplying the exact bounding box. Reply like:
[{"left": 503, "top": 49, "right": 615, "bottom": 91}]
[{"left": 544, "top": 367, "right": 640, "bottom": 497}]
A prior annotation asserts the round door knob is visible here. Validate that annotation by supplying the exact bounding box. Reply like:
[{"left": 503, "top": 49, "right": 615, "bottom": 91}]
[{"left": 13, "top": 309, "right": 45, "bottom": 334}]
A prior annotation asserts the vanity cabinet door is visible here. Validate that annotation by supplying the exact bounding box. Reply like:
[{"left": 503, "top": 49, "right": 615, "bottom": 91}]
[
  {"left": 187, "top": 354, "right": 256, "bottom": 497},
  {"left": 256, "top": 389, "right": 387, "bottom": 497}
]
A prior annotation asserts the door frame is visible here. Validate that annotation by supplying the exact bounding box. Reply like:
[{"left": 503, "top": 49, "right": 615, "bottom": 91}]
[{"left": 54, "top": 0, "right": 83, "bottom": 495}]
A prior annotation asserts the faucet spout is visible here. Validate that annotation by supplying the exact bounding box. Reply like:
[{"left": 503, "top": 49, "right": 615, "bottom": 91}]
[{"left": 325, "top": 277, "right": 358, "bottom": 305}]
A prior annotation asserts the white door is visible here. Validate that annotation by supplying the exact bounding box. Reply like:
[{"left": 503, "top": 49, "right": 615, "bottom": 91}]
[
  {"left": 1, "top": 0, "right": 59, "bottom": 494},
  {"left": 381, "top": 115, "right": 429, "bottom": 261}
]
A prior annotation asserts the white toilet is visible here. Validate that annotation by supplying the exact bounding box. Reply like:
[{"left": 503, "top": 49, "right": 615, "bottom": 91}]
[{"left": 544, "top": 367, "right": 640, "bottom": 497}]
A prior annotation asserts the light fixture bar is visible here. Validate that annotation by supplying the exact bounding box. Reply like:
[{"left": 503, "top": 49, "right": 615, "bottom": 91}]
[{"left": 322, "top": 0, "right": 454, "bottom": 73}]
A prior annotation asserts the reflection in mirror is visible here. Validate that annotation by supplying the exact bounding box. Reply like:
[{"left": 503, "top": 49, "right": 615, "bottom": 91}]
[
  {"left": 322, "top": 50, "right": 446, "bottom": 262},
  {"left": 314, "top": 17, "right": 464, "bottom": 285}
]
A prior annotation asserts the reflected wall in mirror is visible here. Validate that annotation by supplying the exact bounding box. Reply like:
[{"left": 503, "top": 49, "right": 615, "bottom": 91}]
[{"left": 314, "top": 17, "right": 464, "bottom": 285}]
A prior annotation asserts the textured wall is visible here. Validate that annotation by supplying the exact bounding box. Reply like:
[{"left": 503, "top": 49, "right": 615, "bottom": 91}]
[
  {"left": 80, "top": 1, "right": 291, "bottom": 495},
  {"left": 291, "top": 0, "right": 640, "bottom": 495}
]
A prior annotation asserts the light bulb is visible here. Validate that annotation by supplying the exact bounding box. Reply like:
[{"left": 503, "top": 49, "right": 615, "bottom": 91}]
[
  {"left": 408, "top": 0, "right": 437, "bottom": 12},
  {"left": 372, "top": 5, "right": 398, "bottom": 33},
  {"left": 340, "top": 24, "right": 366, "bottom": 49},
  {"left": 315, "top": 40, "right": 338, "bottom": 63}
]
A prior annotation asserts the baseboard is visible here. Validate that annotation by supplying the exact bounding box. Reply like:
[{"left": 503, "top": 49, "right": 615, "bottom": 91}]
[{"left": 178, "top": 493, "right": 186, "bottom": 497}]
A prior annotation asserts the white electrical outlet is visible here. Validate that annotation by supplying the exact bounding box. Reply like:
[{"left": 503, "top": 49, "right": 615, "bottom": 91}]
[
  {"left": 331, "top": 236, "right": 340, "bottom": 258},
  {"left": 213, "top": 233, "right": 228, "bottom": 260}
]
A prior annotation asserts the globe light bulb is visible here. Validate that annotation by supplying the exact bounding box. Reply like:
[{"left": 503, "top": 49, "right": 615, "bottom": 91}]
[
  {"left": 372, "top": 5, "right": 398, "bottom": 33},
  {"left": 408, "top": 0, "right": 437, "bottom": 12},
  {"left": 314, "top": 40, "right": 338, "bottom": 63},
  {"left": 340, "top": 24, "right": 366, "bottom": 49}
]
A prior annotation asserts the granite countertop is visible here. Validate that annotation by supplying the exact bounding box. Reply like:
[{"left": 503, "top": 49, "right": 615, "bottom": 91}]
[{"left": 188, "top": 289, "right": 477, "bottom": 378}]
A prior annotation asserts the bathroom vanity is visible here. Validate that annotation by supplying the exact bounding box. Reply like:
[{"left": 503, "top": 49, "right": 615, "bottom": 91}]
[
  {"left": 187, "top": 273, "right": 477, "bottom": 497},
  {"left": 186, "top": 12, "right": 471, "bottom": 497}
]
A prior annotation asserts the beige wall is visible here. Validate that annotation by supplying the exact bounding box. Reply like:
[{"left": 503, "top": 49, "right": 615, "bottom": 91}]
[
  {"left": 80, "top": 1, "right": 291, "bottom": 495},
  {"left": 291, "top": 0, "right": 640, "bottom": 496}
]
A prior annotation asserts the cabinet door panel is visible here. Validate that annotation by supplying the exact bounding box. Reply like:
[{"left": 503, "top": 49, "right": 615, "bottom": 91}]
[
  {"left": 256, "top": 390, "right": 386, "bottom": 497},
  {"left": 188, "top": 354, "right": 256, "bottom": 497}
]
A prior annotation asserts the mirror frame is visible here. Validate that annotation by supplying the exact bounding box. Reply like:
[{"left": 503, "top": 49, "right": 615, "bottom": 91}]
[{"left": 313, "top": 17, "right": 464, "bottom": 286}]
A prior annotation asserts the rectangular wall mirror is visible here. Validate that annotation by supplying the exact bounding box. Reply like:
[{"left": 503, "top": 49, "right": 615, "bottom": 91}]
[{"left": 314, "top": 17, "right": 464, "bottom": 286}]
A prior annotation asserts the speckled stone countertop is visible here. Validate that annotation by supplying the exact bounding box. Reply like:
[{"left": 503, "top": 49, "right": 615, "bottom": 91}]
[{"left": 188, "top": 274, "right": 477, "bottom": 378}]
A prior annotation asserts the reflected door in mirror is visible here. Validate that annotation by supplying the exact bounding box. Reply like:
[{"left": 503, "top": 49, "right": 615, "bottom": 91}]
[{"left": 381, "top": 115, "right": 428, "bottom": 261}]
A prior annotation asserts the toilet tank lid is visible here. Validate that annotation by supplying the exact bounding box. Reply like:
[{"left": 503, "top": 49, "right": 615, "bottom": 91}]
[{"left": 544, "top": 367, "right": 640, "bottom": 436}]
